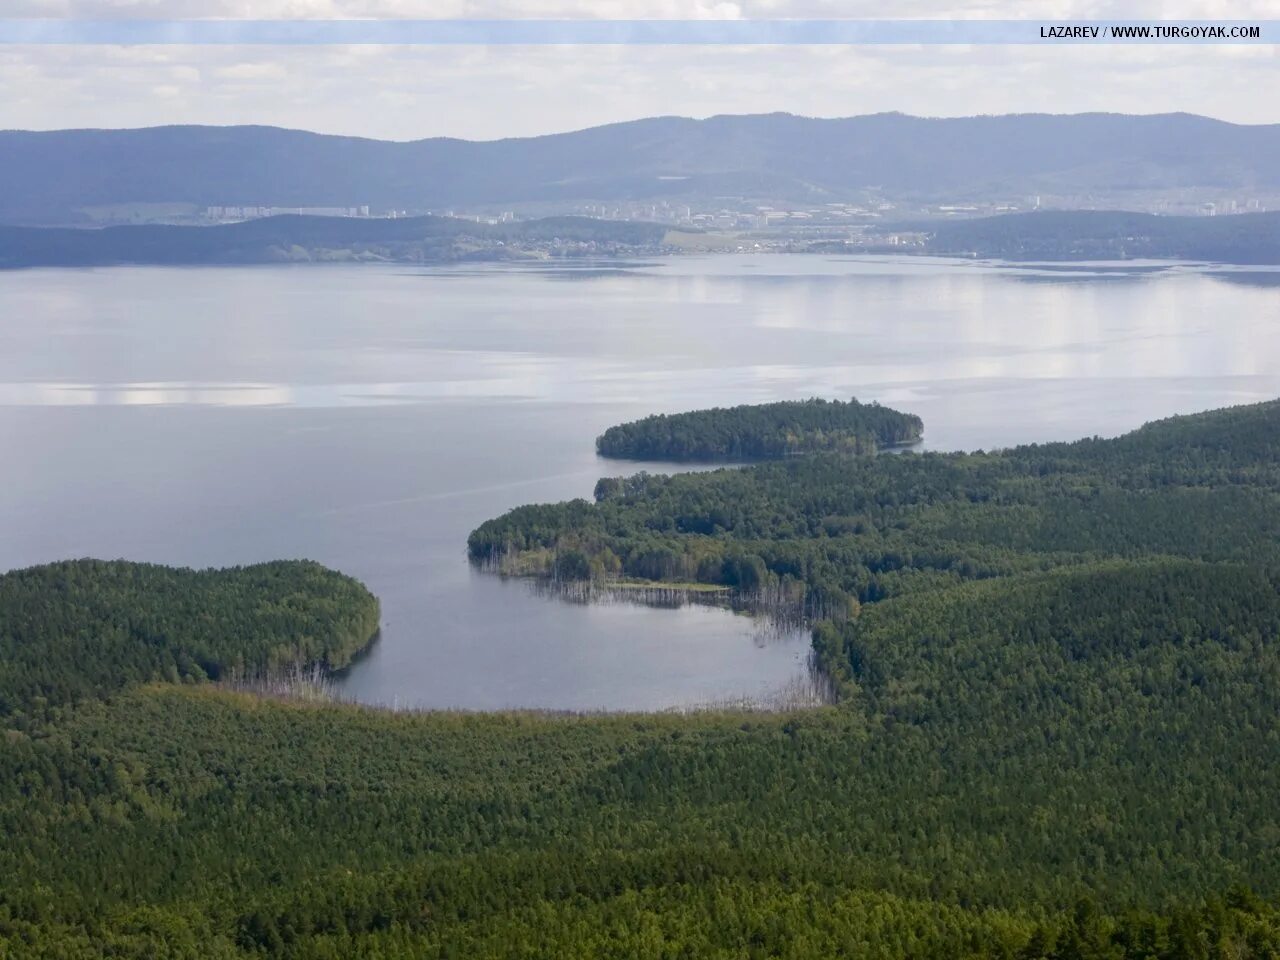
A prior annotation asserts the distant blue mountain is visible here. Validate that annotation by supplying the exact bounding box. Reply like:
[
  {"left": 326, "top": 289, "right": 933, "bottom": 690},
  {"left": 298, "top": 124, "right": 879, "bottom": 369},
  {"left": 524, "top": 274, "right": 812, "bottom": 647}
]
[{"left": 3, "top": 112, "right": 1279, "bottom": 224}]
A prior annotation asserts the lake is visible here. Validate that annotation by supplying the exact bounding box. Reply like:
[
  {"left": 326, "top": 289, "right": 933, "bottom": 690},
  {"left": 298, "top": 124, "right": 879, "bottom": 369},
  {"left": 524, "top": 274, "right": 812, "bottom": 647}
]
[{"left": 1, "top": 255, "right": 1277, "bottom": 710}]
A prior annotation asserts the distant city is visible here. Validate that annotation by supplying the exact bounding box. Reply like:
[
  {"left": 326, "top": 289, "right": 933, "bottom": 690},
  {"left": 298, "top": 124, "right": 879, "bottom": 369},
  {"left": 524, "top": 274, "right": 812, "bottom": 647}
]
[
  {"left": 173, "top": 190, "right": 1276, "bottom": 259},
  {"left": 201, "top": 192, "right": 1271, "bottom": 233}
]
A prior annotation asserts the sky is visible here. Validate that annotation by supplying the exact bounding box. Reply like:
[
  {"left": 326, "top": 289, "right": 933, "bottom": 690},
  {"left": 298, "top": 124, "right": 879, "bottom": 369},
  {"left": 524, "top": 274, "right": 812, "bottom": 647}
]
[{"left": 0, "top": 0, "right": 1276, "bottom": 140}]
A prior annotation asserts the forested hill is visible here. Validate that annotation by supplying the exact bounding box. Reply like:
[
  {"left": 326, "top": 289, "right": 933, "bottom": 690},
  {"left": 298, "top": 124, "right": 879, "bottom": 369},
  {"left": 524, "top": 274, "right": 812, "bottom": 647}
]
[
  {"left": 4, "top": 404, "right": 1280, "bottom": 953},
  {"left": 0, "top": 214, "right": 670, "bottom": 268},
  {"left": 0, "top": 558, "right": 379, "bottom": 718},
  {"left": 4, "top": 112, "right": 1279, "bottom": 224},
  {"left": 920, "top": 210, "right": 1280, "bottom": 263},
  {"left": 596, "top": 398, "right": 923, "bottom": 461}
]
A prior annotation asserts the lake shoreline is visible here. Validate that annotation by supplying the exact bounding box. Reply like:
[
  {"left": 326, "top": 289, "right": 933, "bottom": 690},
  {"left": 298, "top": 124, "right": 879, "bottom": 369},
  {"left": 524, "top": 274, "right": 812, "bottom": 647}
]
[{"left": 8, "top": 257, "right": 1279, "bottom": 712}]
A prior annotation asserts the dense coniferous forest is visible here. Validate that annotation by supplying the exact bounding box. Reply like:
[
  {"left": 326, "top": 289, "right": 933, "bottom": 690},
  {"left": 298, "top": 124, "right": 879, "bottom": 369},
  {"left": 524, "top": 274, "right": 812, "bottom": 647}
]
[
  {"left": 0, "top": 559, "right": 380, "bottom": 721},
  {"left": 3, "top": 401, "right": 1280, "bottom": 955},
  {"left": 471, "top": 398, "right": 1280, "bottom": 612},
  {"left": 595, "top": 398, "right": 923, "bottom": 461},
  {"left": 4, "top": 680, "right": 1280, "bottom": 957}
]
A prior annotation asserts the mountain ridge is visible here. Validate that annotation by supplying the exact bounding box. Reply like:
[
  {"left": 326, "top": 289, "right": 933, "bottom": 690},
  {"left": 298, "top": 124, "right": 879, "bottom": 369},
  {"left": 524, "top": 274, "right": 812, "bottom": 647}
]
[
  {"left": 5, "top": 109, "right": 1267, "bottom": 142},
  {"left": 3, "top": 111, "right": 1279, "bottom": 224}
]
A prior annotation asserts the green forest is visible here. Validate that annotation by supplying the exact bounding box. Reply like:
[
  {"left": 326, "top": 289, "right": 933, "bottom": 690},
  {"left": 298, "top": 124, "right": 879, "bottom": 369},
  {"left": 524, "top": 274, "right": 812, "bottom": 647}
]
[
  {"left": 0, "top": 559, "right": 380, "bottom": 723},
  {"left": 471, "top": 398, "right": 1280, "bottom": 613},
  {"left": 595, "top": 398, "right": 924, "bottom": 461},
  {"left": 3, "top": 401, "right": 1280, "bottom": 956}
]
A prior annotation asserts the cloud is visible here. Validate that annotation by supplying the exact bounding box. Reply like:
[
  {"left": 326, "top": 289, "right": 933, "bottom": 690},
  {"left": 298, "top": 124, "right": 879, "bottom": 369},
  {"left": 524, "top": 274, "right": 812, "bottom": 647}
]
[
  {"left": 6, "top": 0, "right": 1280, "bottom": 16},
  {"left": 0, "top": 0, "right": 1274, "bottom": 137},
  {"left": 213, "top": 60, "right": 287, "bottom": 80}
]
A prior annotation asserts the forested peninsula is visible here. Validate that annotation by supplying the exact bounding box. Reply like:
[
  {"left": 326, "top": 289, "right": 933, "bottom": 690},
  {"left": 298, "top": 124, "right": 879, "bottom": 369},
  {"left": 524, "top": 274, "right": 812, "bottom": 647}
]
[
  {"left": 918, "top": 210, "right": 1280, "bottom": 264},
  {"left": 4, "top": 401, "right": 1280, "bottom": 956},
  {"left": 472, "top": 398, "right": 1280, "bottom": 615},
  {"left": 0, "top": 558, "right": 380, "bottom": 720},
  {"left": 0, "top": 214, "right": 670, "bottom": 268},
  {"left": 595, "top": 398, "right": 923, "bottom": 461}
]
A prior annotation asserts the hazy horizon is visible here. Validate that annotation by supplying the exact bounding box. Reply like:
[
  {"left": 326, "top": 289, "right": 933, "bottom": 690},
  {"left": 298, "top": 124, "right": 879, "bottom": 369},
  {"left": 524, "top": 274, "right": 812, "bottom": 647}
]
[
  {"left": 1, "top": 2, "right": 1275, "bottom": 139},
  {"left": 6, "top": 107, "right": 1278, "bottom": 143}
]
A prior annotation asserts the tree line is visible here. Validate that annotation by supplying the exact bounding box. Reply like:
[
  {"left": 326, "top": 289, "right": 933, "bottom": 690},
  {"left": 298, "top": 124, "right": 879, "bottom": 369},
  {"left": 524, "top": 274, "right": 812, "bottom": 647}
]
[
  {"left": 0, "top": 558, "right": 379, "bottom": 724},
  {"left": 596, "top": 398, "right": 924, "bottom": 461},
  {"left": 3, "top": 399, "right": 1280, "bottom": 955},
  {"left": 471, "top": 398, "right": 1280, "bottom": 618}
]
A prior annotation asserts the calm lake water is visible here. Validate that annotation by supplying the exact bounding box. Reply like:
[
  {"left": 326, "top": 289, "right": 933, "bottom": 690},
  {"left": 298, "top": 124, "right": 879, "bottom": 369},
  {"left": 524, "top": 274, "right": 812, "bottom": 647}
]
[{"left": 2, "top": 256, "right": 1278, "bottom": 710}]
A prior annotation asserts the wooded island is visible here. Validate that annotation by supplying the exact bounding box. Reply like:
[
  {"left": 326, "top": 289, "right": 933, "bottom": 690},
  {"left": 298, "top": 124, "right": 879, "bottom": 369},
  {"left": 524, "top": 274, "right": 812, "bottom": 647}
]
[{"left": 596, "top": 397, "right": 923, "bottom": 461}]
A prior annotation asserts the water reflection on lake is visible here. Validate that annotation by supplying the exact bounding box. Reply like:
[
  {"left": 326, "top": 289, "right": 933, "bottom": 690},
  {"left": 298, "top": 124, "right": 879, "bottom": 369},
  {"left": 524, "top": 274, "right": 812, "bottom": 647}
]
[{"left": 0, "top": 256, "right": 1277, "bottom": 710}]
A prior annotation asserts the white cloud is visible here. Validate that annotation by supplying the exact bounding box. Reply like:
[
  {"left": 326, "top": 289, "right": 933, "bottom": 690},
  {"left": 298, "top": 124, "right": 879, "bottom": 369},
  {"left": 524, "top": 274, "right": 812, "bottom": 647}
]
[
  {"left": 213, "top": 60, "right": 286, "bottom": 80},
  {"left": 0, "top": 0, "right": 1274, "bottom": 137},
  {"left": 5, "top": 0, "right": 1280, "bottom": 16}
]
